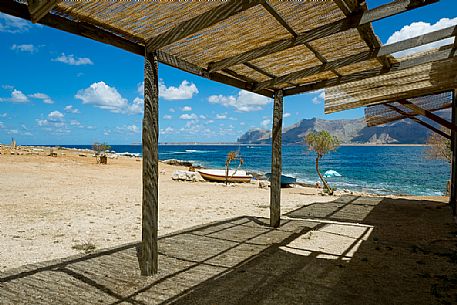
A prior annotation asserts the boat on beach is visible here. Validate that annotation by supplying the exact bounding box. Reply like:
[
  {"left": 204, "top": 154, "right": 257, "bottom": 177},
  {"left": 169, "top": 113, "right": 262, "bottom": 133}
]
[
  {"left": 197, "top": 169, "right": 252, "bottom": 183},
  {"left": 265, "top": 173, "right": 297, "bottom": 186}
]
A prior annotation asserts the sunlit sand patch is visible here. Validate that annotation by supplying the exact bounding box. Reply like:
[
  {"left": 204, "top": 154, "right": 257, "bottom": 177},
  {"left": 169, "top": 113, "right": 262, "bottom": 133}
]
[{"left": 280, "top": 223, "right": 374, "bottom": 261}]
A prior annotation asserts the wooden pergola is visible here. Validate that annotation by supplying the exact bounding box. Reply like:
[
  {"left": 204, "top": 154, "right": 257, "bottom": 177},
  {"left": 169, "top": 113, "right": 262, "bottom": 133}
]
[{"left": 2, "top": 0, "right": 457, "bottom": 276}]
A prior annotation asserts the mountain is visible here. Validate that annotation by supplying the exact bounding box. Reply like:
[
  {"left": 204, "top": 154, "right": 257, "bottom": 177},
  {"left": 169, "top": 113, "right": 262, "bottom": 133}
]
[{"left": 237, "top": 115, "right": 447, "bottom": 144}]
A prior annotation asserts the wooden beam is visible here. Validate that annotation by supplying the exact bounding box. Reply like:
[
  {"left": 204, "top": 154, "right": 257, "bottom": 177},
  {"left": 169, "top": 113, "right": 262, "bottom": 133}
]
[
  {"left": 283, "top": 44, "right": 456, "bottom": 96},
  {"left": 254, "top": 25, "right": 456, "bottom": 91},
  {"left": 451, "top": 90, "right": 457, "bottom": 217},
  {"left": 207, "top": 0, "right": 439, "bottom": 72},
  {"left": 27, "top": 0, "right": 58, "bottom": 23},
  {"left": 385, "top": 103, "right": 450, "bottom": 139},
  {"left": 260, "top": 0, "right": 297, "bottom": 37},
  {"left": 146, "top": 0, "right": 262, "bottom": 51},
  {"left": 270, "top": 90, "right": 283, "bottom": 228},
  {"left": 398, "top": 99, "right": 457, "bottom": 132},
  {"left": 141, "top": 50, "right": 159, "bottom": 276}
]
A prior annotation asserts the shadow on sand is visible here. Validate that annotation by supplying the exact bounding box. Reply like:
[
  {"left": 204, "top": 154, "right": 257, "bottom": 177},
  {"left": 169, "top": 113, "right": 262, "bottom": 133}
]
[{"left": 1, "top": 196, "right": 457, "bottom": 304}]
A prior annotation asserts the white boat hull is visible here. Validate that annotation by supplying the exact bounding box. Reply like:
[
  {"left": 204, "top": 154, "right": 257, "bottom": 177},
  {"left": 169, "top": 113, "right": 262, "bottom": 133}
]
[{"left": 198, "top": 169, "right": 252, "bottom": 183}]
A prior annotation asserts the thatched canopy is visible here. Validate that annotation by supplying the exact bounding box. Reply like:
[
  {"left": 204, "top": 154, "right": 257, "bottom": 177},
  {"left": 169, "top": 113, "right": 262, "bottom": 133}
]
[{"left": 1, "top": 0, "right": 447, "bottom": 99}]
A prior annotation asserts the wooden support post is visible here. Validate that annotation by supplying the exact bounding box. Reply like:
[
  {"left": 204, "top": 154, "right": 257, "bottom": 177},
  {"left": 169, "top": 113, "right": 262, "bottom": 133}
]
[
  {"left": 451, "top": 90, "right": 457, "bottom": 217},
  {"left": 141, "top": 50, "right": 159, "bottom": 275},
  {"left": 270, "top": 90, "right": 283, "bottom": 228}
]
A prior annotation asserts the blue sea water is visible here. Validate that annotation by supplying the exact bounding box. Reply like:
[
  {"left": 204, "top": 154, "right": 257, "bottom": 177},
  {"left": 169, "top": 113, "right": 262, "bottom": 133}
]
[{"left": 59, "top": 144, "right": 449, "bottom": 196}]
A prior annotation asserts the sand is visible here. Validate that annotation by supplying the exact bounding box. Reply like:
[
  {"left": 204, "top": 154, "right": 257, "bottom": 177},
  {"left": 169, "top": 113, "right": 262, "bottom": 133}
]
[{"left": 0, "top": 147, "right": 339, "bottom": 272}]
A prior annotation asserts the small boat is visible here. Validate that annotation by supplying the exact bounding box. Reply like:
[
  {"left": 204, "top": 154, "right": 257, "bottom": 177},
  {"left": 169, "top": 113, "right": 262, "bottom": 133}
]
[
  {"left": 197, "top": 169, "right": 252, "bottom": 183},
  {"left": 265, "top": 173, "right": 297, "bottom": 186}
]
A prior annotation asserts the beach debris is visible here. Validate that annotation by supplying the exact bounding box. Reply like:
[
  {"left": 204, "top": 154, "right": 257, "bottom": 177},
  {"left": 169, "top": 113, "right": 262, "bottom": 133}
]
[
  {"left": 171, "top": 170, "right": 202, "bottom": 182},
  {"left": 79, "top": 154, "right": 87, "bottom": 157},
  {"left": 72, "top": 242, "right": 96, "bottom": 254}
]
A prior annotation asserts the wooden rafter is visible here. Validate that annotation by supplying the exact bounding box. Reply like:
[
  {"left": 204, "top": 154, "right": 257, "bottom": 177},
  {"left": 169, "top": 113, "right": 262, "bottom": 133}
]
[
  {"left": 283, "top": 44, "right": 456, "bottom": 96},
  {"left": 398, "top": 99, "right": 457, "bottom": 132},
  {"left": 146, "top": 0, "right": 262, "bottom": 51},
  {"left": 385, "top": 103, "right": 450, "bottom": 139},
  {"left": 254, "top": 25, "right": 456, "bottom": 92},
  {"left": 27, "top": 0, "right": 58, "bottom": 23},
  {"left": 207, "top": 0, "right": 438, "bottom": 72}
]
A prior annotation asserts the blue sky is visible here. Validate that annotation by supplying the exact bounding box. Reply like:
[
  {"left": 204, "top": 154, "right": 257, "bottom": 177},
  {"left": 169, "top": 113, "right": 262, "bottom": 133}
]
[{"left": 0, "top": 0, "right": 456, "bottom": 144}]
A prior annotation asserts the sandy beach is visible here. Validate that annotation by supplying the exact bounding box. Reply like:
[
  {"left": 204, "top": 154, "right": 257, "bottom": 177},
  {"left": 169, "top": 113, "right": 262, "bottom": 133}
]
[{"left": 0, "top": 146, "right": 347, "bottom": 272}]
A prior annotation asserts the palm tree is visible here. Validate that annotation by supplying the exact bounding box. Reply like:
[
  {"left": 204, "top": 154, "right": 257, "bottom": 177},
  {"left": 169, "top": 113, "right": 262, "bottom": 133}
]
[{"left": 305, "top": 131, "right": 339, "bottom": 194}]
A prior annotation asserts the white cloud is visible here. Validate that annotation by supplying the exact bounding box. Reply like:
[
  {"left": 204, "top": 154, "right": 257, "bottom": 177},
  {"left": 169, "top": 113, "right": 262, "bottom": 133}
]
[
  {"left": 75, "top": 82, "right": 144, "bottom": 114},
  {"left": 116, "top": 125, "right": 139, "bottom": 133},
  {"left": 312, "top": 90, "right": 325, "bottom": 104},
  {"left": 261, "top": 119, "right": 271, "bottom": 129},
  {"left": 137, "top": 82, "right": 144, "bottom": 95},
  {"left": 199, "top": 115, "right": 206, "bottom": 119},
  {"left": 70, "top": 120, "right": 81, "bottom": 126},
  {"left": 0, "top": 89, "right": 29, "bottom": 103},
  {"left": 163, "top": 114, "right": 173, "bottom": 120},
  {"left": 0, "top": 113, "right": 6, "bottom": 118},
  {"left": 169, "top": 108, "right": 176, "bottom": 113},
  {"left": 386, "top": 17, "right": 457, "bottom": 57},
  {"left": 216, "top": 114, "right": 227, "bottom": 120},
  {"left": 284, "top": 112, "right": 291, "bottom": 118},
  {"left": 127, "top": 97, "right": 143, "bottom": 115},
  {"left": 208, "top": 90, "right": 271, "bottom": 112},
  {"left": 52, "top": 53, "right": 94, "bottom": 66},
  {"left": 0, "top": 122, "right": 4, "bottom": 128},
  {"left": 180, "top": 113, "right": 198, "bottom": 120},
  {"left": 75, "top": 81, "right": 128, "bottom": 112},
  {"left": 181, "top": 106, "right": 192, "bottom": 112},
  {"left": 160, "top": 127, "right": 175, "bottom": 135},
  {"left": 11, "top": 44, "right": 38, "bottom": 53},
  {"left": 127, "top": 125, "right": 139, "bottom": 133},
  {"left": 64, "top": 105, "right": 80, "bottom": 113},
  {"left": 29, "top": 92, "right": 53, "bottom": 104},
  {"left": 48, "top": 111, "right": 64, "bottom": 120},
  {"left": 159, "top": 80, "right": 198, "bottom": 100},
  {"left": 0, "top": 13, "right": 32, "bottom": 33}
]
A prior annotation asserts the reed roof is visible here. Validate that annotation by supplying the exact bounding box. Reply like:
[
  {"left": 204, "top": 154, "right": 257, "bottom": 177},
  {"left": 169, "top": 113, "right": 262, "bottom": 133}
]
[{"left": 1, "top": 0, "right": 447, "bottom": 100}]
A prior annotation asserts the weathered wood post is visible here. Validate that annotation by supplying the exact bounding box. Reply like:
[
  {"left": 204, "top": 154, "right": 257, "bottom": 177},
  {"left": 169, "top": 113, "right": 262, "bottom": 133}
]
[
  {"left": 270, "top": 90, "right": 283, "bottom": 228},
  {"left": 451, "top": 89, "right": 457, "bottom": 218},
  {"left": 141, "top": 49, "right": 159, "bottom": 275}
]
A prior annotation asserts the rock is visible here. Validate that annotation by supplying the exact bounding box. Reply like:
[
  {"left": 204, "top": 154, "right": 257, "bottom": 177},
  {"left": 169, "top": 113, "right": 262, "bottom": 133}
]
[
  {"left": 171, "top": 170, "right": 202, "bottom": 182},
  {"left": 259, "top": 180, "right": 270, "bottom": 189}
]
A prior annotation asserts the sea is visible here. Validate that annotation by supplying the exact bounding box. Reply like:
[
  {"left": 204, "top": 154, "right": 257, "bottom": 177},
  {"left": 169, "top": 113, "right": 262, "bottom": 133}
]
[{"left": 57, "top": 144, "right": 449, "bottom": 197}]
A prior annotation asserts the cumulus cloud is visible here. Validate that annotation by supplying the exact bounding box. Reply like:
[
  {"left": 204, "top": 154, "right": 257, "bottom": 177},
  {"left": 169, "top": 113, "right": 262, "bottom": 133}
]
[
  {"left": 64, "top": 105, "right": 80, "bottom": 113},
  {"left": 29, "top": 92, "right": 53, "bottom": 104},
  {"left": 261, "top": 119, "right": 271, "bottom": 129},
  {"left": 181, "top": 106, "right": 192, "bottom": 112},
  {"left": 160, "top": 127, "right": 175, "bottom": 135},
  {"left": 386, "top": 17, "right": 457, "bottom": 57},
  {"left": 159, "top": 80, "right": 198, "bottom": 100},
  {"left": 37, "top": 111, "right": 65, "bottom": 128},
  {"left": 75, "top": 82, "right": 127, "bottom": 112},
  {"left": 137, "top": 82, "right": 144, "bottom": 95},
  {"left": 52, "top": 53, "right": 94, "bottom": 66},
  {"left": 70, "top": 120, "right": 81, "bottom": 126},
  {"left": 0, "top": 13, "right": 33, "bottom": 33},
  {"left": 312, "top": 90, "right": 325, "bottom": 104},
  {"left": 116, "top": 125, "right": 139, "bottom": 133},
  {"left": 208, "top": 90, "right": 271, "bottom": 112},
  {"left": 163, "top": 115, "right": 173, "bottom": 120},
  {"left": 180, "top": 113, "right": 198, "bottom": 120},
  {"left": 48, "top": 111, "right": 64, "bottom": 120},
  {"left": 75, "top": 82, "right": 145, "bottom": 115},
  {"left": 284, "top": 112, "right": 291, "bottom": 118},
  {"left": 11, "top": 44, "right": 38, "bottom": 53},
  {"left": 216, "top": 114, "right": 227, "bottom": 120},
  {"left": 169, "top": 108, "right": 176, "bottom": 113},
  {"left": 127, "top": 97, "right": 144, "bottom": 115},
  {"left": 0, "top": 89, "right": 28, "bottom": 103}
]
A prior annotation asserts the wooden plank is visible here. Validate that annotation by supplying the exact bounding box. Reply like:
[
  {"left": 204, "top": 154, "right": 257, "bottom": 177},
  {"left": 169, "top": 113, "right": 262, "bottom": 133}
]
[
  {"left": 207, "top": 0, "right": 439, "bottom": 72},
  {"left": 270, "top": 90, "right": 283, "bottom": 228},
  {"left": 283, "top": 44, "right": 456, "bottom": 96},
  {"left": 146, "top": 0, "right": 262, "bottom": 51},
  {"left": 142, "top": 50, "right": 159, "bottom": 276},
  {"left": 255, "top": 25, "right": 456, "bottom": 91},
  {"left": 27, "top": 0, "right": 58, "bottom": 23},
  {"left": 385, "top": 103, "right": 451, "bottom": 139},
  {"left": 451, "top": 90, "right": 457, "bottom": 216},
  {"left": 398, "top": 99, "right": 457, "bottom": 132}
]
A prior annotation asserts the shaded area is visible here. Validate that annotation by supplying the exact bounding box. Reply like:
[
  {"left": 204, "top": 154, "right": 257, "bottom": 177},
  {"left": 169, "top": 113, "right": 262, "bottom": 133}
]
[{"left": 1, "top": 196, "right": 457, "bottom": 304}]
